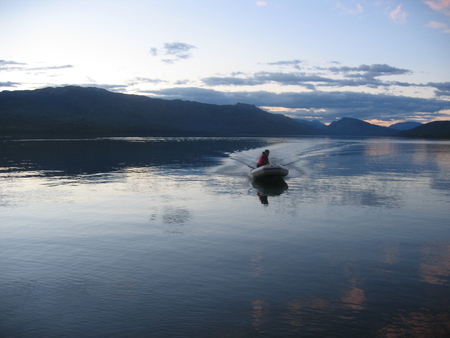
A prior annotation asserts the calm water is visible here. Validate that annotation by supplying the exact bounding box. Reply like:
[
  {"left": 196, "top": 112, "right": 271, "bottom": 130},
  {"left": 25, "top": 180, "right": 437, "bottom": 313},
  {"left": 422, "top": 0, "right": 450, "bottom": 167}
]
[{"left": 1, "top": 136, "right": 449, "bottom": 337}]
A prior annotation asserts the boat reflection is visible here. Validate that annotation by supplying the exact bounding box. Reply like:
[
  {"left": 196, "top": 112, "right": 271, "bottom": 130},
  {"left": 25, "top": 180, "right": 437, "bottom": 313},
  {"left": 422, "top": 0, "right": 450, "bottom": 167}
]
[{"left": 251, "top": 177, "right": 288, "bottom": 205}]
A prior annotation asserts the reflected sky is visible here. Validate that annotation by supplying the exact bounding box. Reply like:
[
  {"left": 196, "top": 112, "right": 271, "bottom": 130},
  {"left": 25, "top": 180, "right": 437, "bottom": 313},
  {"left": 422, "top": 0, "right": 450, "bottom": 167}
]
[{"left": 1, "top": 137, "right": 450, "bottom": 337}]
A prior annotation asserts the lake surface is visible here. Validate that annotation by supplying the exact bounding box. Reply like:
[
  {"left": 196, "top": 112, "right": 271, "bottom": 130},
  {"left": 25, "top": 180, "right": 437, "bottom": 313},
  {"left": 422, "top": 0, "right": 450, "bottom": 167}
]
[{"left": 1, "top": 136, "right": 449, "bottom": 337}]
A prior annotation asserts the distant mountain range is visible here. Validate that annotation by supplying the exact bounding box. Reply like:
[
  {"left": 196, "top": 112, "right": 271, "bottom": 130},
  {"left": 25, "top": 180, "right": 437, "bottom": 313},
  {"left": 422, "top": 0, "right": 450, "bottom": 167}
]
[
  {"left": 388, "top": 121, "right": 423, "bottom": 130},
  {"left": 395, "top": 121, "right": 450, "bottom": 139},
  {"left": 0, "top": 86, "right": 449, "bottom": 138},
  {"left": 327, "top": 117, "right": 397, "bottom": 136}
]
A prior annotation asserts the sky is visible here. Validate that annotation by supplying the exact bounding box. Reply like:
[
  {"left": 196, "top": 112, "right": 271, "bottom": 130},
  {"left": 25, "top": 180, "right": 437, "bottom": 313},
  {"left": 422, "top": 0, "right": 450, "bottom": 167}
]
[{"left": 1, "top": 0, "right": 450, "bottom": 126}]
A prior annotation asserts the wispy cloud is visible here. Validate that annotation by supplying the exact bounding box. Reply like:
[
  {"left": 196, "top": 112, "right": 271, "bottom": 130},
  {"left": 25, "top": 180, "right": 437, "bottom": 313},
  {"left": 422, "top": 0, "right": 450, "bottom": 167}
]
[
  {"left": 0, "top": 60, "right": 26, "bottom": 66},
  {"left": 327, "top": 64, "right": 412, "bottom": 78},
  {"left": 266, "top": 60, "right": 303, "bottom": 70},
  {"left": 389, "top": 4, "right": 407, "bottom": 24},
  {"left": 149, "top": 42, "right": 196, "bottom": 64},
  {"left": 256, "top": 1, "right": 268, "bottom": 6},
  {"left": 90, "top": 84, "right": 129, "bottom": 92},
  {"left": 424, "top": 1, "right": 450, "bottom": 33},
  {"left": 149, "top": 47, "right": 158, "bottom": 56},
  {"left": 426, "top": 20, "right": 450, "bottom": 33},
  {"left": 127, "top": 77, "right": 167, "bottom": 86},
  {"left": 163, "top": 42, "right": 196, "bottom": 58},
  {"left": 0, "top": 60, "right": 73, "bottom": 72},
  {"left": 424, "top": 0, "right": 450, "bottom": 16},
  {"left": 36, "top": 65, "right": 73, "bottom": 71},
  {"left": 0, "top": 81, "right": 20, "bottom": 88},
  {"left": 335, "top": 2, "right": 364, "bottom": 15},
  {"left": 201, "top": 64, "right": 413, "bottom": 90}
]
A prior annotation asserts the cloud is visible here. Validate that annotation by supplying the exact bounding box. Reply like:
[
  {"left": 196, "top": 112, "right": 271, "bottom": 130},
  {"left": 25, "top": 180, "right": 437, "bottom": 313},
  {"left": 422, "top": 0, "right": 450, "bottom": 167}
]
[
  {"left": 328, "top": 64, "right": 412, "bottom": 78},
  {"left": 174, "top": 79, "right": 190, "bottom": 85},
  {"left": 202, "top": 72, "right": 328, "bottom": 90},
  {"left": 142, "top": 87, "right": 450, "bottom": 122},
  {"left": 149, "top": 47, "right": 158, "bottom": 56},
  {"left": 202, "top": 76, "right": 260, "bottom": 87},
  {"left": 267, "top": 60, "right": 303, "bottom": 70},
  {"left": 0, "top": 60, "right": 26, "bottom": 66},
  {"left": 91, "top": 84, "right": 129, "bottom": 92},
  {"left": 256, "top": 1, "right": 268, "bottom": 6},
  {"left": 428, "top": 81, "right": 450, "bottom": 91},
  {"left": 161, "top": 59, "right": 175, "bottom": 64},
  {"left": 0, "top": 81, "right": 20, "bottom": 88},
  {"left": 424, "top": 0, "right": 450, "bottom": 16},
  {"left": 335, "top": 2, "right": 364, "bottom": 15},
  {"left": 253, "top": 72, "right": 331, "bottom": 89},
  {"left": 389, "top": 4, "right": 407, "bottom": 24},
  {"left": 141, "top": 87, "right": 238, "bottom": 104},
  {"left": 0, "top": 60, "right": 27, "bottom": 71},
  {"left": 201, "top": 64, "right": 413, "bottom": 90},
  {"left": 428, "top": 82, "right": 450, "bottom": 96},
  {"left": 426, "top": 20, "right": 450, "bottom": 33},
  {"left": 163, "top": 42, "right": 196, "bottom": 58},
  {"left": 128, "top": 77, "right": 167, "bottom": 85},
  {"left": 36, "top": 65, "right": 73, "bottom": 71},
  {"left": 149, "top": 42, "right": 196, "bottom": 63},
  {"left": 0, "top": 61, "right": 73, "bottom": 72}
]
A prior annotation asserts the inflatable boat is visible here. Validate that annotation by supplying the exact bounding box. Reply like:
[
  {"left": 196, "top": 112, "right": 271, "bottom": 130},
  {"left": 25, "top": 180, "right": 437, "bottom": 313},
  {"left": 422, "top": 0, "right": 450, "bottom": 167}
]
[{"left": 251, "top": 164, "right": 289, "bottom": 179}]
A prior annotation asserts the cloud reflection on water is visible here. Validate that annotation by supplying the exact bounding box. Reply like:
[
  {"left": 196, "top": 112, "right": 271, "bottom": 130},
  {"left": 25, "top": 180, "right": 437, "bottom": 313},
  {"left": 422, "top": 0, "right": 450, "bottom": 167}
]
[
  {"left": 1, "top": 137, "right": 450, "bottom": 337},
  {"left": 420, "top": 243, "right": 450, "bottom": 285}
]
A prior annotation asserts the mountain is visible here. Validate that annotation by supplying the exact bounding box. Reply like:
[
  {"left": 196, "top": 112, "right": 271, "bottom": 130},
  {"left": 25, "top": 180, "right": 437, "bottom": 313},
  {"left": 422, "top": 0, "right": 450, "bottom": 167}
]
[
  {"left": 1, "top": 86, "right": 447, "bottom": 138},
  {"left": 396, "top": 121, "right": 450, "bottom": 139},
  {"left": 327, "top": 117, "right": 397, "bottom": 136},
  {"left": 293, "top": 118, "right": 328, "bottom": 130},
  {"left": 0, "top": 86, "right": 322, "bottom": 137},
  {"left": 389, "top": 121, "right": 422, "bottom": 130}
]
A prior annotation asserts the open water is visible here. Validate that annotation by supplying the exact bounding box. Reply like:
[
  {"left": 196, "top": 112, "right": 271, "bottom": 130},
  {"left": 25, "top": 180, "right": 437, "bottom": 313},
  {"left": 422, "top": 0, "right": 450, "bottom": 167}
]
[{"left": 1, "top": 136, "right": 449, "bottom": 337}]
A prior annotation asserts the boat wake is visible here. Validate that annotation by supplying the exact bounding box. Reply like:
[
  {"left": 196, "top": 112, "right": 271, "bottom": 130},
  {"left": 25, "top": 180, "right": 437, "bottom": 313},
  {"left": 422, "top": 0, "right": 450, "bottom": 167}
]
[{"left": 213, "top": 138, "right": 357, "bottom": 178}]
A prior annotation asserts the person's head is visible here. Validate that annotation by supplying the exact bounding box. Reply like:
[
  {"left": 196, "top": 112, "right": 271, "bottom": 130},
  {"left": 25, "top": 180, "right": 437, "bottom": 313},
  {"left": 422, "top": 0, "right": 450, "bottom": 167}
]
[{"left": 264, "top": 149, "right": 270, "bottom": 155}]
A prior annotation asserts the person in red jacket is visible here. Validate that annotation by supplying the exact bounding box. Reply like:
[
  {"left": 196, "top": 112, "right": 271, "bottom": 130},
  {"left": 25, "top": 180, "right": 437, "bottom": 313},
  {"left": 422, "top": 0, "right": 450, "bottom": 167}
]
[{"left": 256, "top": 149, "right": 270, "bottom": 167}]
